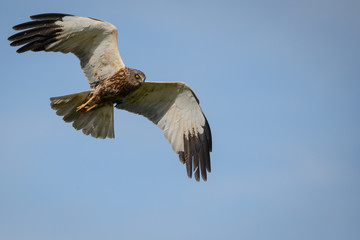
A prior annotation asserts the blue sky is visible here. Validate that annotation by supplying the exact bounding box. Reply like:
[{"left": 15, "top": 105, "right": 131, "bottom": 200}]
[{"left": 1, "top": 0, "right": 359, "bottom": 239}]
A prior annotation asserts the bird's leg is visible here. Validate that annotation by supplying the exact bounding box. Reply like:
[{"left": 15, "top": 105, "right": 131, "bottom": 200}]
[
  {"left": 84, "top": 104, "right": 97, "bottom": 112},
  {"left": 76, "top": 95, "right": 97, "bottom": 113}
]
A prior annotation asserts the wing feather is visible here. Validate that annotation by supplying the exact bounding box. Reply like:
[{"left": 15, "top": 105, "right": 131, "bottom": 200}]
[
  {"left": 115, "top": 81, "right": 212, "bottom": 181},
  {"left": 184, "top": 134, "right": 193, "bottom": 179},
  {"left": 8, "top": 13, "right": 125, "bottom": 88}
]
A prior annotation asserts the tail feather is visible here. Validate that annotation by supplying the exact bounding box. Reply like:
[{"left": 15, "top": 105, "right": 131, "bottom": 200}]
[{"left": 50, "top": 91, "right": 115, "bottom": 139}]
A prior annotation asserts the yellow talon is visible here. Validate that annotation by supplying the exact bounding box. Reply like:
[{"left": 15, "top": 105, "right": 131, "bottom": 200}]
[
  {"left": 76, "top": 95, "right": 97, "bottom": 112},
  {"left": 76, "top": 104, "right": 86, "bottom": 112},
  {"left": 85, "top": 105, "right": 96, "bottom": 112},
  {"left": 76, "top": 104, "right": 97, "bottom": 113}
]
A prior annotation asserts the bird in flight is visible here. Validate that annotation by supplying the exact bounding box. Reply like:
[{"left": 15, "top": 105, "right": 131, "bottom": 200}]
[{"left": 8, "top": 13, "right": 212, "bottom": 181}]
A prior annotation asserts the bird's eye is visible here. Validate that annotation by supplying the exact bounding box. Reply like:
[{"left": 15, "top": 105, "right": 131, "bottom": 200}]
[{"left": 135, "top": 74, "right": 140, "bottom": 79}]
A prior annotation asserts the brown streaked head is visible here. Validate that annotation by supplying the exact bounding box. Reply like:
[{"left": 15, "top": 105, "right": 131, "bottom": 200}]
[{"left": 128, "top": 68, "right": 146, "bottom": 86}]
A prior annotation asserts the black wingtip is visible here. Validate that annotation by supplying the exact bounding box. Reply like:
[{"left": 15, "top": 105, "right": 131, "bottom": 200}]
[
  {"left": 12, "top": 22, "right": 32, "bottom": 30},
  {"left": 180, "top": 125, "right": 211, "bottom": 182},
  {"left": 9, "top": 14, "right": 64, "bottom": 54},
  {"left": 30, "top": 13, "right": 73, "bottom": 21},
  {"left": 16, "top": 47, "right": 28, "bottom": 54},
  {"left": 204, "top": 116, "right": 212, "bottom": 152},
  {"left": 194, "top": 167, "right": 201, "bottom": 182}
]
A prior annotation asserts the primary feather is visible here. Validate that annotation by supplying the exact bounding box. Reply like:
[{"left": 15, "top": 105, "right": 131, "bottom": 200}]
[{"left": 9, "top": 13, "right": 125, "bottom": 88}]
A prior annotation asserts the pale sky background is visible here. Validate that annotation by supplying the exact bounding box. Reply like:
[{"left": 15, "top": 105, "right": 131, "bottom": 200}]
[{"left": 1, "top": 0, "right": 359, "bottom": 239}]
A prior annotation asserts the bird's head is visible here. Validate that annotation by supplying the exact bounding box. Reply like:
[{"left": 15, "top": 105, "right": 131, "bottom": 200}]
[{"left": 128, "top": 68, "right": 146, "bottom": 86}]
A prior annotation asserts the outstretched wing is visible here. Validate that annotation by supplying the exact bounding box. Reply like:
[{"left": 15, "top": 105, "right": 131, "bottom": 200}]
[
  {"left": 8, "top": 13, "right": 125, "bottom": 88},
  {"left": 115, "top": 82, "right": 212, "bottom": 182}
]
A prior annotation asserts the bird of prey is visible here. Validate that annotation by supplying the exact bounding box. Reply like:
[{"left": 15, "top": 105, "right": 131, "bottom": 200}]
[{"left": 8, "top": 13, "right": 212, "bottom": 181}]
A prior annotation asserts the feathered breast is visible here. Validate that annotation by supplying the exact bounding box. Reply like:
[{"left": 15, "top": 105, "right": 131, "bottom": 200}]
[{"left": 94, "top": 67, "right": 141, "bottom": 102}]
